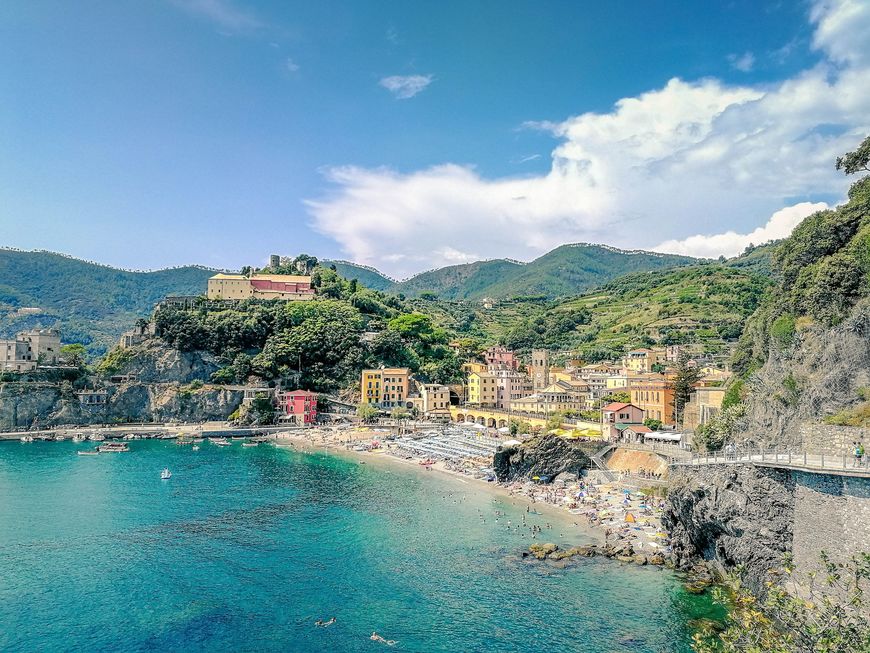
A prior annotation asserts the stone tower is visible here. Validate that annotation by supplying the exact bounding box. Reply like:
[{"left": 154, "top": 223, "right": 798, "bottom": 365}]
[{"left": 531, "top": 349, "right": 549, "bottom": 390}]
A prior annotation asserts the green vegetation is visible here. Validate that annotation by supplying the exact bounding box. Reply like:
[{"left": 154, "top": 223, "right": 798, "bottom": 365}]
[
  {"left": 693, "top": 553, "right": 870, "bottom": 653},
  {"left": 332, "top": 243, "right": 696, "bottom": 300},
  {"left": 152, "top": 266, "right": 464, "bottom": 392},
  {"left": 0, "top": 249, "right": 214, "bottom": 356},
  {"left": 733, "top": 136, "right": 870, "bottom": 378}
]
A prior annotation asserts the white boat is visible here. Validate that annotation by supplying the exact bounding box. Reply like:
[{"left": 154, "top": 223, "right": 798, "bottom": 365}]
[
  {"left": 192, "top": 445, "right": 200, "bottom": 451},
  {"left": 77, "top": 450, "right": 99, "bottom": 456},
  {"left": 97, "top": 442, "right": 129, "bottom": 453},
  {"left": 20, "top": 435, "right": 34, "bottom": 443},
  {"left": 211, "top": 438, "right": 231, "bottom": 447},
  {"left": 89, "top": 434, "right": 106, "bottom": 441},
  {"left": 72, "top": 435, "right": 83, "bottom": 443},
  {"left": 242, "top": 442, "right": 259, "bottom": 448},
  {"left": 123, "top": 433, "right": 136, "bottom": 440},
  {"left": 54, "top": 435, "right": 66, "bottom": 441},
  {"left": 161, "top": 468, "right": 172, "bottom": 480}
]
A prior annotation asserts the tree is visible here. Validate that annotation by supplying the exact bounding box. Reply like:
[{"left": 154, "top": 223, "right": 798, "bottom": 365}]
[
  {"left": 60, "top": 343, "right": 87, "bottom": 367},
  {"left": 357, "top": 403, "right": 378, "bottom": 423},
  {"left": 835, "top": 135, "right": 870, "bottom": 176},
  {"left": 674, "top": 351, "right": 701, "bottom": 425},
  {"left": 390, "top": 407, "right": 410, "bottom": 422},
  {"left": 643, "top": 418, "right": 662, "bottom": 431},
  {"left": 602, "top": 391, "right": 630, "bottom": 404}
]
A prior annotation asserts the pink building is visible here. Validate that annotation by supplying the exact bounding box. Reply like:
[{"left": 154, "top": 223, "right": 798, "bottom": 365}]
[
  {"left": 484, "top": 345, "right": 519, "bottom": 371},
  {"left": 601, "top": 402, "right": 645, "bottom": 441},
  {"left": 278, "top": 389, "right": 318, "bottom": 425}
]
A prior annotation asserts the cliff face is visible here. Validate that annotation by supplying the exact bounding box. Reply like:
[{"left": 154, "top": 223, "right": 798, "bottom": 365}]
[
  {"left": 738, "top": 303, "right": 870, "bottom": 450},
  {"left": 493, "top": 434, "right": 592, "bottom": 483},
  {"left": 663, "top": 465, "right": 795, "bottom": 593},
  {"left": 0, "top": 381, "right": 244, "bottom": 429},
  {"left": 109, "top": 339, "right": 221, "bottom": 383}
]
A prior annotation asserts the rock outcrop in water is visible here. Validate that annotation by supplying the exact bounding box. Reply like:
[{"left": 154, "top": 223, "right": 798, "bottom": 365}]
[
  {"left": 493, "top": 434, "right": 592, "bottom": 482},
  {"left": 663, "top": 464, "right": 795, "bottom": 594}
]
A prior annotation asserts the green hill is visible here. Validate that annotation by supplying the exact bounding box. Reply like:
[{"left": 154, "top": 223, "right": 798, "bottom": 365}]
[
  {"left": 0, "top": 249, "right": 214, "bottom": 355},
  {"left": 322, "top": 260, "right": 396, "bottom": 292},
  {"left": 379, "top": 243, "right": 697, "bottom": 300}
]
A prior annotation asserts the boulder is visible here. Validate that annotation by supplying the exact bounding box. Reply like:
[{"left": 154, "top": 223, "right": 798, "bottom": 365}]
[{"left": 493, "top": 434, "right": 592, "bottom": 483}]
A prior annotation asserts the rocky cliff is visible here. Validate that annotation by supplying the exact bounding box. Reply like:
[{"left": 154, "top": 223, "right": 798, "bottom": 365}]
[
  {"left": 737, "top": 302, "right": 870, "bottom": 451},
  {"left": 663, "top": 464, "right": 794, "bottom": 593},
  {"left": 493, "top": 434, "right": 592, "bottom": 483},
  {"left": 103, "top": 339, "right": 221, "bottom": 383}
]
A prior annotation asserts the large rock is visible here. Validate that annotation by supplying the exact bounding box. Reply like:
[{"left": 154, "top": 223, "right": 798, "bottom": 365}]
[
  {"left": 663, "top": 464, "right": 794, "bottom": 595},
  {"left": 106, "top": 340, "right": 221, "bottom": 384},
  {"left": 493, "top": 434, "right": 591, "bottom": 483}
]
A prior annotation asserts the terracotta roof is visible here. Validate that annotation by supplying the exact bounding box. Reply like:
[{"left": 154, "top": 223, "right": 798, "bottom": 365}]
[{"left": 602, "top": 402, "right": 631, "bottom": 412}]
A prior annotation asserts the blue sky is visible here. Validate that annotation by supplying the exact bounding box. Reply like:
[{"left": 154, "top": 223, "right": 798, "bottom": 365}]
[{"left": 1, "top": 0, "right": 868, "bottom": 277}]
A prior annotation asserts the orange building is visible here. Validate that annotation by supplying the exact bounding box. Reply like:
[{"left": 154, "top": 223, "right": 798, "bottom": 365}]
[{"left": 629, "top": 375, "right": 675, "bottom": 425}]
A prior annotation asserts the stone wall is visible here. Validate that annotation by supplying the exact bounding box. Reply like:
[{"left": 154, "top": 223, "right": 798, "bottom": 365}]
[
  {"left": 798, "top": 422, "right": 870, "bottom": 457},
  {"left": 665, "top": 464, "right": 870, "bottom": 595}
]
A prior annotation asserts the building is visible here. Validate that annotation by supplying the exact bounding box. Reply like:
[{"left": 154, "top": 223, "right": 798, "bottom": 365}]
[
  {"left": 461, "top": 361, "right": 488, "bottom": 375},
  {"left": 76, "top": 389, "right": 109, "bottom": 406},
  {"left": 207, "top": 273, "right": 315, "bottom": 301},
  {"left": 419, "top": 383, "right": 451, "bottom": 416},
  {"left": 682, "top": 385, "right": 726, "bottom": 431},
  {"left": 530, "top": 349, "right": 550, "bottom": 390},
  {"left": 629, "top": 375, "right": 675, "bottom": 425},
  {"left": 467, "top": 371, "right": 498, "bottom": 407},
  {"left": 491, "top": 369, "right": 534, "bottom": 410},
  {"left": 361, "top": 368, "right": 411, "bottom": 408},
  {"left": 0, "top": 337, "right": 35, "bottom": 372},
  {"left": 601, "top": 402, "right": 645, "bottom": 440},
  {"left": 483, "top": 346, "right": 518, "bottom": 371},
  {"left": 620, "top": 424, "right": 653, "bottom": 444},
  {"left": 510, "top": 382, "right": 584, "bottom": 415},
  {"left": 20, "top": 329, "right": 61, "bottom": 365},
  {"left": 277, "top": 389, "right": 318, "bottom": 425},
  {"left": 622, "top": 348, "right": 667, "bottom": 373}
]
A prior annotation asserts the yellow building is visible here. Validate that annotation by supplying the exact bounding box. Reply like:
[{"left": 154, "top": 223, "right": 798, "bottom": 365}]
[
  {"left": 207, "top": 273, "right": 315, "bottom": 301},
  {"left": 683, "top": 386, "right": 726, "bottom": 430},
  {"left": 622, "top": 348, "right": 667, "bottom": 373},
  {"left": 510, "top": 383, "right": 585, "bottom": 414},
  {"left": 467, "top": 371, "right": 498, "bottom": 406},
  {"left": 461, "top": 361, "right": 488, "bottom": 375},
  {"left": 361, "top": 368, "right": 411, "bottom": 408}
]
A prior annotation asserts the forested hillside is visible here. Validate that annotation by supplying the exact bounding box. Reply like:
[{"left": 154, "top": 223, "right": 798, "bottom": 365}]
[
  {"left": 0, "top": 249, "right": 214, "bottom": 355},
  {"left": 323, "top": 243, "right": 696, "bottom": 300}
]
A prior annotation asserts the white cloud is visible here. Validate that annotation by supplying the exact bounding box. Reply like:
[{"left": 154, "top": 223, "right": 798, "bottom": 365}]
[
  {"left": 653, "top": 202, "right": 829, "bottom": 258},
  {"left": 379, "top": 74, "right": 433, "bottom": 99},
  {"left": 728, "top": 51, "right": 756, "bottom": 72},
  {"left": 309, "top": 0, "right": 870, "bottom": 278},
  {"left": 171, "top": 0, "right": 262, "bottom": 32},
  {"left": 285, "top": 57, "right": 300, "bottom": 72}
]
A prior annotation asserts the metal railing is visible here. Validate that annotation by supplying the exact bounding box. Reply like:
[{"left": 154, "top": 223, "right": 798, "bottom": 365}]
[{"left": 675, "top": 448, "right": 870, "bottom": 475}]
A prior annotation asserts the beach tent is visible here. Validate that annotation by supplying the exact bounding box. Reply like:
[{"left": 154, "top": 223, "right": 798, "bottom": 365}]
[{"left": 624, "top": 513, "right": 636, "bottom": 523}]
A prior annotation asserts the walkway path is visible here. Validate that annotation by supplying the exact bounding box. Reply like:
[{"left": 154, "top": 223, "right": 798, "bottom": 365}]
[{"left": 674, "top": 449, "right": 870, "bottom": 479}]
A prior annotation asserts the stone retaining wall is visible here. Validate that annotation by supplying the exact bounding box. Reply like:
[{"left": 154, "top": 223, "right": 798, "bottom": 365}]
[{"left": 799, "top": 423, "right": 870, "bottom": 457}]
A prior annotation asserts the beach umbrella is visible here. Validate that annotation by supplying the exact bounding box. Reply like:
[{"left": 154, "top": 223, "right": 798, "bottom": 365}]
[
  {"left": 625, "top": 513, "right": 636, "bottom": 523},
  {"left": 532, "top": 476, "right": 540, "bottom": 480}
]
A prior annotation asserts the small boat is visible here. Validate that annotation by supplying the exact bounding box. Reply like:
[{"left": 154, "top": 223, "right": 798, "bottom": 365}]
[
  {"left": 77, "top": 450, "right": 100, "bottom": 456},
  {"left": 242, "top": 441, "right": 259, "bottom": 448},
  {"left": 72, "top": 435, "right": 83, "bottom": 443},
  {"left": 161, "top": 468, "right": 172, "bottom": 480},
  {"left": 20, "top": 435, "right": 34, "bottom": 443},
  {"left": 97, "top": 442, "right": 130, "bottom": 453},
  {"left": 192, "top": 438, "right": 204, "bottom": 443},
  {"left": 89, "top": 434, "right": 105, "bottom": 441},
  {"left": 123, "top": 433, "right": 136, "bottom": 440},
  {"left": 54, "top": 435, "right": 66, "bottom": 441},
  {"left": 211, "top": 438, "right": 231, "bottom": 447}
]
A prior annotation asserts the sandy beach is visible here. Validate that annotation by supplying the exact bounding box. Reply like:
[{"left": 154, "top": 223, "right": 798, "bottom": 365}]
[{"left": 270, "top": 426, "right": 670, "bottom": 555}]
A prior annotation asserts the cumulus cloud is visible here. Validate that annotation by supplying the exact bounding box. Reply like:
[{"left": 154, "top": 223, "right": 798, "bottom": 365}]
[
  {"left": 309, "top": 0, "right": 870, "bottom": 278},
  {"left": 728, "top": 51, "right": 756, "bottom": 72},
  {"left": 654, "top": 202, "right": 829, "bottom": 258},
  {"left": 379, "top": 74, "right": 433, "bottom": 99}
]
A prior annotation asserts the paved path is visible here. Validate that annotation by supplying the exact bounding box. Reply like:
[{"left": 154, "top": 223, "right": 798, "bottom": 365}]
[{"left": 673, "top": 450, "right": 870, "bottom": 479}]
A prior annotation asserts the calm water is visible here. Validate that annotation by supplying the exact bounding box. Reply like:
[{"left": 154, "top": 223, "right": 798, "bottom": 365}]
[{"left": 0, "top": 440, "right": 717, "bottom": 652}]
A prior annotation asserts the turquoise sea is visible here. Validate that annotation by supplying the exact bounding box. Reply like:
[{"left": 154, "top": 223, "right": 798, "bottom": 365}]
[{"left": 0, "top": 440, "right": 718, "bottom": 652}]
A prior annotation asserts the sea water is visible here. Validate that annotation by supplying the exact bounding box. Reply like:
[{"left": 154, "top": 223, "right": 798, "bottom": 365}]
[{"left": 0, "top": 440, "right": 719, "bottom": 652}]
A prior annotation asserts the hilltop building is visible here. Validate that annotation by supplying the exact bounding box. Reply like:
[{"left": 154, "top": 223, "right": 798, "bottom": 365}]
[{"left": 207, "top": 273, "right": 315, "bottom": 301}]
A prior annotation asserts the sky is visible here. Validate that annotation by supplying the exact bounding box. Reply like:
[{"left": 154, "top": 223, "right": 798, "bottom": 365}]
[{"left": 1, "top": 0, "right": 868, "bottom": 278}]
